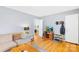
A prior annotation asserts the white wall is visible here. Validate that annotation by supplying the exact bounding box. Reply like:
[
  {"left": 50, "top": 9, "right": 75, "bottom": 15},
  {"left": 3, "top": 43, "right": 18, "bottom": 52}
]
[
  {"left": 43, "top": 9, "right": 79, "bottom": 44},
  {"left": 43, "top": 8, "right": 79, "bottom": 35},
  {"left": 0, "top": 7, "right": 37, "bottom": 34},
  {"left": 43, "top": 15, "right": 65, "bottom": 34},
  {"left": 44, "top": 13, "right": 79, "bottom": 43}
]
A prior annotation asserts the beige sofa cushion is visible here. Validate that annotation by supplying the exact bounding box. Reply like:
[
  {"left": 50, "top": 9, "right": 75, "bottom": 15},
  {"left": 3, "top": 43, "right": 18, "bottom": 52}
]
[
  {"left": 0, "top": 34, "right": 17, "bottom": 52},
  {"left": 0, "top": 41, "right": 16, "bottom": 52},
  {"left": 0, "top": 34, "right": 13, "bottom": 43}
]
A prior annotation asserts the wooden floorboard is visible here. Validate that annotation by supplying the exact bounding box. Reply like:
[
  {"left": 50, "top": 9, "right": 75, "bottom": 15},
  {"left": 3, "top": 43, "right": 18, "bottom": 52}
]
[
  {"left": 33, "top": 34, "right": 79, "bottom": 52},
  {"left": 10, "top": 34, "right": 79, "bottom": 52},
  {"left": 10, "top": 43, "right": 38, "bottom": 52}
]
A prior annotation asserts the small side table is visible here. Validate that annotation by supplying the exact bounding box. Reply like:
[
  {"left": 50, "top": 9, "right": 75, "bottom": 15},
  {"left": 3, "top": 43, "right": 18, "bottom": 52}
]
[{"left": 43, "top": 31, "right": 54, "bottom": 40}]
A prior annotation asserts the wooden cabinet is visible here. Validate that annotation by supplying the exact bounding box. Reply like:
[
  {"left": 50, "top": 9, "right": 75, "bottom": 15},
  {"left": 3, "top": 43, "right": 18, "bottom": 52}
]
[{"left": 43, "top": 31, "right": 54, "bottom": 40}]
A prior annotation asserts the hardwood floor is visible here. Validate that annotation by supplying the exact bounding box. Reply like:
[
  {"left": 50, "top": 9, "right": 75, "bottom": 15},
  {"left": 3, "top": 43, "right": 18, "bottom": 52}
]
[
  {"left": 10, "top": 33, "right": 79, "bottom": 52},
  {"left": 33, "top": 33, "right": 79, "bottom": 52},
  {"left": 10, "top": 43, "right": 38, "bottom": 52}
]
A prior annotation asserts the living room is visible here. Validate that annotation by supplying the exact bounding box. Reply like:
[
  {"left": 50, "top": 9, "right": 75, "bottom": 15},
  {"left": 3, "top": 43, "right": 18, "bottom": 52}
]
[{"left": 0, "top": 6, "right": 79, "bottom": 52}]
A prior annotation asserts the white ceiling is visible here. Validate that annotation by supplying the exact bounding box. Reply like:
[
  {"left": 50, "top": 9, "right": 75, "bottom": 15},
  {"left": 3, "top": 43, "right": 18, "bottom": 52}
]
[{"left": 7, "top": 6, "right": 79, "bottom": 17}]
